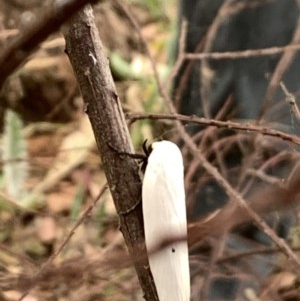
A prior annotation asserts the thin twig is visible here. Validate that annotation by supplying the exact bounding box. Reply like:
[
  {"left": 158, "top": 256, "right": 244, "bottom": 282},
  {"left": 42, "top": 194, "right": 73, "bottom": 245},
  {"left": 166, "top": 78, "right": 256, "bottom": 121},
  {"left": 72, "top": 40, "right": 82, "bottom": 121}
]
[
  {"left": 18, "top": 184, "right": 108, "bottom": 301},
  {"left": 127, "top": 112, "right": 300, "bottom": 146},
  {"left": 259, "top": 15, "right": 300, "bottom": 121},
  {"left": 163, "top": 19, "right": 188, "bottom": 90},
  {"left": 183, "top": 44, "right": 300, "bottom": 60},
  {"left": 280, "top": 81, "right": 300, "bottom": 123},
  {"left": 217, "top": 245, "right": 300, "bottom": 263},
  {"left": 200, "top": 0, "right": 235, "bottom": 118}
]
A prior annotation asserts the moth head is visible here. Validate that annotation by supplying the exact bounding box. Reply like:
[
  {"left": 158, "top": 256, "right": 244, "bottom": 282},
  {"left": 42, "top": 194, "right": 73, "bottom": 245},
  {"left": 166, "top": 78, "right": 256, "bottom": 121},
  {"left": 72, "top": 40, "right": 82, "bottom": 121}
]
[{"left": 140, "top": 139, "right": 153, "bottom": 173}]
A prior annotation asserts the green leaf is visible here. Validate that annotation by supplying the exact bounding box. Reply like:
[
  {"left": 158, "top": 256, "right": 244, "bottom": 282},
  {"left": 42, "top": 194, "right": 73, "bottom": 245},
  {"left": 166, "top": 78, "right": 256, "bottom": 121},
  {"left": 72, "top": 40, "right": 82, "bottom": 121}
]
[
  {"left": 71, "top": 183, "right": 85, "bottom": 221},
  {"left": 2, "top": 109, "right": 28, "bottom": 201}
]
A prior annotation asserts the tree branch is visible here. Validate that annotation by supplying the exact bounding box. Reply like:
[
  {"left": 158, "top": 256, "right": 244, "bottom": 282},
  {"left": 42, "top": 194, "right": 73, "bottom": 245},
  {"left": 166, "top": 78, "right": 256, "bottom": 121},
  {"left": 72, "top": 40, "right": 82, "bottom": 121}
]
[
  {"left": 0, "top": 0, "right": 100, "bottom": 90},
  {"left": 63, "top": 5, "right": 158, "bottom": 301}
]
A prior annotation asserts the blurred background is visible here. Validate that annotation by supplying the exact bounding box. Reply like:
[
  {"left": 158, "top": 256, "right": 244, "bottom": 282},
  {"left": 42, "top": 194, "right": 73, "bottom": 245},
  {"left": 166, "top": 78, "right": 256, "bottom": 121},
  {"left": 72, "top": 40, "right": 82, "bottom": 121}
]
[{"left": 1, "top": 0, "right": 300, "bottom": 300}]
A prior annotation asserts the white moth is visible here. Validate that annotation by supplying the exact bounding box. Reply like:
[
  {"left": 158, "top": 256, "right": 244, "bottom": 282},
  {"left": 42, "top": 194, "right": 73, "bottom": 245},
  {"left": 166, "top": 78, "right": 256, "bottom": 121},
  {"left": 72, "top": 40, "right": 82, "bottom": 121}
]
[{"left": 142, "top": 140, "right": 190, "bottom": 301}]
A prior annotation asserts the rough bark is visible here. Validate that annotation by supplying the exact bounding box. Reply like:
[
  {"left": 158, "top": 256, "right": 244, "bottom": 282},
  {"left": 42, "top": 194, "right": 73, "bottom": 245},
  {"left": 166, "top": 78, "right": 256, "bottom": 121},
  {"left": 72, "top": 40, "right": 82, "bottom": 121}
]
[{"left": 63, "top": 4, "right": 158, "bottom": 301}]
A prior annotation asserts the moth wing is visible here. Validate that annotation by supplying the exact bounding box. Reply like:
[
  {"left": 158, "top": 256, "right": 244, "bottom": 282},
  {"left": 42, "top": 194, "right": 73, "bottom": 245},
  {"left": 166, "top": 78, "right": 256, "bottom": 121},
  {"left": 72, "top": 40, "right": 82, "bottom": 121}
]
[{"left": 142, "top": 144, "right": 190, "bottom": 301}]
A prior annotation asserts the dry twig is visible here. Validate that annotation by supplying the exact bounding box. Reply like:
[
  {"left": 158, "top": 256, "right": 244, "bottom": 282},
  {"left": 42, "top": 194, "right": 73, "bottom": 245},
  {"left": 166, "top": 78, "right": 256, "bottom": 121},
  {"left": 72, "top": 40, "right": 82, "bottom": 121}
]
[
  {"left": 184, "top": 44, "right": 300, "bottom": 61},
  {"left": 259, "top": 15, "right": 300, "bottom": 121},
  {"left": 280, "top": 81, "right": 300, "bottom": 124},
  {"left": 127, "top": 112, "right": 300, "bottom": 146}
]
